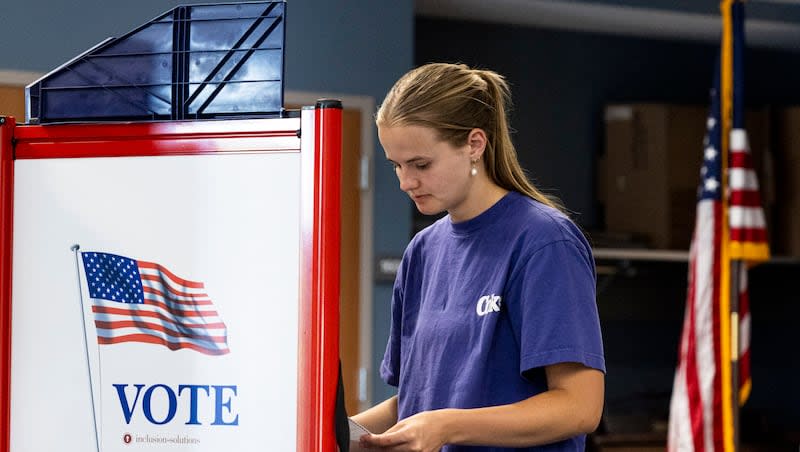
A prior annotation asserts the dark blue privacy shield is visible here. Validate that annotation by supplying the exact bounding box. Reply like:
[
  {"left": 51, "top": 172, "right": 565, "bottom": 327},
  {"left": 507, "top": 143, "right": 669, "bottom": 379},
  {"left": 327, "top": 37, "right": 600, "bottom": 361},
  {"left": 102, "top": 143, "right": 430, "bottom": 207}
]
[{"left": 26, "top": 2, "right": 285, "bottom": 123}]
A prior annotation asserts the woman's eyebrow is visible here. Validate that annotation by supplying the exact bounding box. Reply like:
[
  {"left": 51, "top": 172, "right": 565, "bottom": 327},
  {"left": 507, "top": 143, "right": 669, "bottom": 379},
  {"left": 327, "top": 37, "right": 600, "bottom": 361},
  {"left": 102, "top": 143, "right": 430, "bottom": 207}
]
[
  {"left": 400, "top": 156, "right": 429, "bottom": 165},
  {"left": 385, "top": 154, "right": 430, "bottom": 166}
]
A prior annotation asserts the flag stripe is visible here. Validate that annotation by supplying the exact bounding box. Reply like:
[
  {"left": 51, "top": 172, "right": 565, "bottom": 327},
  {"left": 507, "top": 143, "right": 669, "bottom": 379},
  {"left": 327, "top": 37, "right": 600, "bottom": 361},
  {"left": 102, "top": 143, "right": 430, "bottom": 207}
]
[
  {"left": 141, "top": 294, "right": 218, "bottom": 316},
  {"left": 669, "top": 316, "right": 693, "bottom": 450},
  {"left": 94, "top": 298, "right": 218, "bottom": 318},
  {"left": 729, "top": 151, "right": 753, "bottom": 169},
  {"left": 729, "top": 129, "right": 748, "bottom": 149},
  {"left": 97, "top": 334, "right": 229, "bottom": 356},
  {"left": 684, "top": 247, "right": 705, "bottom": 452},
  {"left": 142, "top": 285, "right": 214, "bottom": 306},
  {"left": 92, "top": 305, "right": 223, "bottom": 327},
  {"left": 729, "top": 228, "right": 767, "bottom": 242},
  {"left": 728, "top": 168, "right": 760, "bottom": 191},
  {"left": 729, "top": 206, "right": 766, "bottom": 229},
  {"left": 93, "top": 311, "right": 226, "bottom": 331},
  {"left": 138, "top": 260, "right": 205, "bottom": 288},
  {"left": 95, "top": 320, "right": 228, "bottom": 343},
  {"left": 95, "top": 323, "right": 229, "bottom": 354},
  {"left": 711, "top": 202, "right": 725, "bottom": 452},
  {"left": 140, "top": 275, "right": 210, "bottom": 299},
  {"left": 95, "top": 324, "right": 227, "bottom": 351},
  {"left": 728, "top": 190, "right": 763, "bottom": 208}
]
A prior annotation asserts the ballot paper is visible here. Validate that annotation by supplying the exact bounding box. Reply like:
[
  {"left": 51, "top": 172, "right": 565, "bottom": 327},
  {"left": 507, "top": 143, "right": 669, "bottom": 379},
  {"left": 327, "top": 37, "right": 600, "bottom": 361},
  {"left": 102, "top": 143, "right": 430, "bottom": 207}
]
[{"left": 348, "top": 417, "right": 374, "bottom": 451}]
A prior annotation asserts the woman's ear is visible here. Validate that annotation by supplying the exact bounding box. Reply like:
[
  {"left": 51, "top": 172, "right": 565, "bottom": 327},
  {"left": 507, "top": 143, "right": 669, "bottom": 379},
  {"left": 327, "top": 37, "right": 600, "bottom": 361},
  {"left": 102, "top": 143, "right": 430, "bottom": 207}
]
[{"left": 467, "top": 128, "right": 488, "bottom": 161}]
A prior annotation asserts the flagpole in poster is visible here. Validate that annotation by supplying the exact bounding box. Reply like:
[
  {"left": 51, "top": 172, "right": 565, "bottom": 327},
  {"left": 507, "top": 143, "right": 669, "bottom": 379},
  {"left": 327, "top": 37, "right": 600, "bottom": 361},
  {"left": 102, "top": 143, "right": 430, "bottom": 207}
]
[{"left": 71, "top": 244, "right": 101, "bottom": 452}]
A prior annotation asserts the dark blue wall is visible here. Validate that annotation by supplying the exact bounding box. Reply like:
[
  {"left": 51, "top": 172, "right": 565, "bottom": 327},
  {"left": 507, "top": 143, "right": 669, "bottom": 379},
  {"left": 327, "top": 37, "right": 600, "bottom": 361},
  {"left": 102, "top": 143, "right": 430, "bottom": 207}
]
[
  {"left": 595, "top": 259, "right": 800, "bottom": 440},
  {"left": 416, "top": 17, "right": 800, "bottom": 230}
]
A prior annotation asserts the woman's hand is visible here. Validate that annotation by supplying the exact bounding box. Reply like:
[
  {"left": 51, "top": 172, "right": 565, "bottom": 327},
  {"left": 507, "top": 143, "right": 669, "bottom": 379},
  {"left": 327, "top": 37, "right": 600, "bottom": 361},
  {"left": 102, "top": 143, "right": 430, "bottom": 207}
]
[
  {"left": 358, "top": 409, "right": 449, "bottom": 452},
  {"left": 356, "top": 363, "right": 604, "bottom": 450}
]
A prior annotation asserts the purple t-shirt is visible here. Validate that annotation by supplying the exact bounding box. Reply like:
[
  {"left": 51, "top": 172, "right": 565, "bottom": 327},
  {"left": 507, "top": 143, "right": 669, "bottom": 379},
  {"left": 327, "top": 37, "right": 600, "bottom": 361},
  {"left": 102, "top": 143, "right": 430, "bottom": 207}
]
[{"left": 380, "top": 191, "right": 605, "bottom": 452}]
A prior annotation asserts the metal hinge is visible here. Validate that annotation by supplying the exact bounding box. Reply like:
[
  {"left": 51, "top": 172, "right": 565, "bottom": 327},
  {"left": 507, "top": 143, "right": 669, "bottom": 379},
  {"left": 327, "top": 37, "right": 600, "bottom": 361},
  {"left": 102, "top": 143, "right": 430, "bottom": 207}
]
[
  {"left": 359, "top": 154, "right": 370, "bottom": 191},
  {"left": 358, "top": 367, "right": 368, "bottom": 403}
]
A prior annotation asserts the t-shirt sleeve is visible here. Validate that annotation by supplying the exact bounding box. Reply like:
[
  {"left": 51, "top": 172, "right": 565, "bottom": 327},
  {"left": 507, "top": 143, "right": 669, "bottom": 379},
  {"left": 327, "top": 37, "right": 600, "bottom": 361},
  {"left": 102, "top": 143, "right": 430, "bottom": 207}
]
[{"left": 506, "top": 239, "right": 606, "bottom": 376}]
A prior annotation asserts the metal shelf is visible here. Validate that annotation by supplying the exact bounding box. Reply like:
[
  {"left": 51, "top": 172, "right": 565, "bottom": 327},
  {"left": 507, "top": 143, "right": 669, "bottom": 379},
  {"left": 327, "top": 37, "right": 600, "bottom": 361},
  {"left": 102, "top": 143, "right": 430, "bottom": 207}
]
[
  {"left": 593, "top": 248, "right": 689, "bottom": 262},
  {"left": 593, "top": 247, "right": 800, "bottom": 264}
]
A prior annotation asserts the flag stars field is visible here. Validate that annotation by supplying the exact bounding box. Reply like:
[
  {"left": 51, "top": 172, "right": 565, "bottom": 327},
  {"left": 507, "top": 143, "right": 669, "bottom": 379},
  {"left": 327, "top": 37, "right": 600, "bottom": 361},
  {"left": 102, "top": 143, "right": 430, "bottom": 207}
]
[{"left": 704, "top": 177, "right": 720, "bottom": 193}]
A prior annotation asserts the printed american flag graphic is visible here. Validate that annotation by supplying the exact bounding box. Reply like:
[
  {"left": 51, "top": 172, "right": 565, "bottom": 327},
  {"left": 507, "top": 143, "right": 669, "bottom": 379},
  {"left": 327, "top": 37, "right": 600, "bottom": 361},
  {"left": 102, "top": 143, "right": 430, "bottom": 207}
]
[
  {"left": 668, "top": 2, "right": 769, "bottom": 451},
  {"left": 81, "top": 251, "right": 230, "bottom": 356}
]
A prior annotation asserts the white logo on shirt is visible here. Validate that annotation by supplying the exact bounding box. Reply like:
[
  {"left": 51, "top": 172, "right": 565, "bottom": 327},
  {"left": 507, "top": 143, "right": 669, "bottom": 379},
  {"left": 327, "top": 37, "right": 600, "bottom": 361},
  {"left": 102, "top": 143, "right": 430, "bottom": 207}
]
[{"left": 476, "top": 294, "right": 502, "bottom": 316}]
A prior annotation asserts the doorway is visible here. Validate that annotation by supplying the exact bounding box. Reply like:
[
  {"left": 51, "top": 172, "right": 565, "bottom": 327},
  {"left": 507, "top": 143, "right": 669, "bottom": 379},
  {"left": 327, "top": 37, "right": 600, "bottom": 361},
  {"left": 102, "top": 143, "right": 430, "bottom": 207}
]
[
  {"left": 287, "top": 92, "right": 375, "bottom": 415},
  {"left": 0, "top": 70, "right": 39, "bottom": 122}
]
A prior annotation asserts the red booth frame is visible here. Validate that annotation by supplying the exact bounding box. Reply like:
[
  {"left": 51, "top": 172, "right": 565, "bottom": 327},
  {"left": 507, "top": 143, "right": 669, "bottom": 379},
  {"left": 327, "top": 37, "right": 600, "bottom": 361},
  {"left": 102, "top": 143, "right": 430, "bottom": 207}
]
[{"left": 0, "top": 102, "right": 342, "bottom": 452}]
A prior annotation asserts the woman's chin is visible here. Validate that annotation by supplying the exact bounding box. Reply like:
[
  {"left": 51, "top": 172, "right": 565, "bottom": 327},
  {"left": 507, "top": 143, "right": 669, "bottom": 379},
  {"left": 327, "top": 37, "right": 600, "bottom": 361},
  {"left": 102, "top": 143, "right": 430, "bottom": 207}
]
[{"left": 414, "top": 203, "right": 445, "bottom": 217}]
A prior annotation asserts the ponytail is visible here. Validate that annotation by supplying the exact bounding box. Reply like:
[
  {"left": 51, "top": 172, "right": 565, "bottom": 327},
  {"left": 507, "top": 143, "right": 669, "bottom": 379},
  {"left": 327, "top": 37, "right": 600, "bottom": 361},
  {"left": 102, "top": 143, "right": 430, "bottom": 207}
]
[{"left": 475, "top": 70, "right": 564, "bottom": 212}]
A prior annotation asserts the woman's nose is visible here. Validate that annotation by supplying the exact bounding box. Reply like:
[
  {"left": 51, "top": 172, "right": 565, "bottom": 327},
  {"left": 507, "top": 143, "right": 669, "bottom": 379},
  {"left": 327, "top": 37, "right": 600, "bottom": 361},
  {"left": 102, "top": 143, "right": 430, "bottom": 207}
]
[{"left": 398, "top": 169, "right": 417, "bottom": 192}]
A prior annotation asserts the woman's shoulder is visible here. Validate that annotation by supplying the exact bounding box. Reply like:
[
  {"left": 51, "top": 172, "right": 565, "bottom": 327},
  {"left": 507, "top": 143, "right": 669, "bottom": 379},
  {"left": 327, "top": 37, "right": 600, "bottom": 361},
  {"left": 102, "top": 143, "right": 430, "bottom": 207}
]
[{"left": 506, "top": 192, "right": 590, "bottom": 253}]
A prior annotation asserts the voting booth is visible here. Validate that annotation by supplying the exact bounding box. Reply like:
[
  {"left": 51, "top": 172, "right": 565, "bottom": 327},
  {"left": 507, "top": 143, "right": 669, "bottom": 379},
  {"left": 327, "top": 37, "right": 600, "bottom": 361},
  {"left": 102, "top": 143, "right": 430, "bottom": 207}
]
[{"left": 0, "top": 2, "right": 346, "bottom": 451}]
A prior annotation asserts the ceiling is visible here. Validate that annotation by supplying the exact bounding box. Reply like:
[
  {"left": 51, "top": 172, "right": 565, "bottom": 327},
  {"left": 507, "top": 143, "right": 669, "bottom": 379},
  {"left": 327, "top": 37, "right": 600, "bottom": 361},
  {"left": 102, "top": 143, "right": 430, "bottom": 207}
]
[{"left": 415, "top": 0, "right": 800, "bottom": 50}]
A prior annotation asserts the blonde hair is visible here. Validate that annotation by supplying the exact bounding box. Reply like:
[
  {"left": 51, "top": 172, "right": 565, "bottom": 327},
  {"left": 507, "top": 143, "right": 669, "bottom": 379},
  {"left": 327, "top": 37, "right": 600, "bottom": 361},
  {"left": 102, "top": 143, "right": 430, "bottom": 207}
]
[{"left": 376, "top": 62, "right": 563, "bottom": 212}]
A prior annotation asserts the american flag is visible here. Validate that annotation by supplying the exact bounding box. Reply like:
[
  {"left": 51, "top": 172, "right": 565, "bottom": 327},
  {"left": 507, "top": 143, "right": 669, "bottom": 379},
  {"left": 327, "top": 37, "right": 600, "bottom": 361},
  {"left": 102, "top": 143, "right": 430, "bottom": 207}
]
[
  {"left": 81, "top": 251, "right": 230, "bottom": 356},
  {"left": 668, "top": 2, "right": 769, "bottom": 451}
]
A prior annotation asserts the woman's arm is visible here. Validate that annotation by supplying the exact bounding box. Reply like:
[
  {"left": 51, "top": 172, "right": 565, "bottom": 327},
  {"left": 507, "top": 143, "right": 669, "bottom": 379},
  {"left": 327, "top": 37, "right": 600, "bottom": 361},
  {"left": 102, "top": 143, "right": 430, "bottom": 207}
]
[
  {"left": 360, "top": 362, "right": 604, "bottom": 450},
  {"left": 351, "top": 395, "right": 399, "bottom": 435}
]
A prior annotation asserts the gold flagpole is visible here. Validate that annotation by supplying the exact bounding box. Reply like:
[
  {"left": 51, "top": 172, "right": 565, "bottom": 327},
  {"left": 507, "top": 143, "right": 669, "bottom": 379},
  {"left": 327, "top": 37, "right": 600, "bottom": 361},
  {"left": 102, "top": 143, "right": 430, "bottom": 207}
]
[{"left": 719, "top": 0, "right": 736, "bottom": 451}]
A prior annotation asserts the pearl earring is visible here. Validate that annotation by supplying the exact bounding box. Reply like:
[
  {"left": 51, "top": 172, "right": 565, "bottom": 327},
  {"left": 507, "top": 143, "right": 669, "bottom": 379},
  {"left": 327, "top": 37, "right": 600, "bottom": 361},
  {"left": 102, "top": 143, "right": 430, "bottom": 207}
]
[{"left": 470, "top": 160, "right": 478, "bottom": 176}]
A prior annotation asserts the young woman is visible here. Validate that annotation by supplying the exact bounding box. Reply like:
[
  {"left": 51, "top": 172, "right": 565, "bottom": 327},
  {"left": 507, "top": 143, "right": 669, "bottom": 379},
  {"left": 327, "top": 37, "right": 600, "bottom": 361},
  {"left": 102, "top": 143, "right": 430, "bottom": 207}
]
[{"left": 352, "top": 63, "right": 605, "bottom": 451}]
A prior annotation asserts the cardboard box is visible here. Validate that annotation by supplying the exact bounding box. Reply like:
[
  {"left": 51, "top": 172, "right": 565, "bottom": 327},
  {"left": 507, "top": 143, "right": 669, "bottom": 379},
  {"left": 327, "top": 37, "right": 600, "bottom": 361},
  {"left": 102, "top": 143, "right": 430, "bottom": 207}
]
[
  {"left": 745, "top": 108, "right": 776, "bottom": 238},
  {"left": 602, "top": 104, "right": 706, "bottom": 249},
  {"left": 772, "top": 108, "right": 800, "bottom": 257},
  {"left": 0, "top": 84, "right": 26, "bottom": 122},
  {"left": 601, "top": 104, "right": 772, "bottom": 250}
]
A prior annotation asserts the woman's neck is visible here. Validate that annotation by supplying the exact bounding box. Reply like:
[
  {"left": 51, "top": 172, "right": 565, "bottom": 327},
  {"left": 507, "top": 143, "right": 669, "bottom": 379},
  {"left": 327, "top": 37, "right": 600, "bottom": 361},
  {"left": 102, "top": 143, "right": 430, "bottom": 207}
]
[{"left": 449, "top": 179, "right": 509, "bottom": 223}]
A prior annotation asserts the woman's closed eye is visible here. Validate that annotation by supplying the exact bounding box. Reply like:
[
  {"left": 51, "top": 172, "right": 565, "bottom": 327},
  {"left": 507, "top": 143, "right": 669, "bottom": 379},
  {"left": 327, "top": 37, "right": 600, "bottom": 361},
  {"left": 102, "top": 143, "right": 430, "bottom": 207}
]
[{"left": 388, "top": 160, "right": 431, "bottom": 171}]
